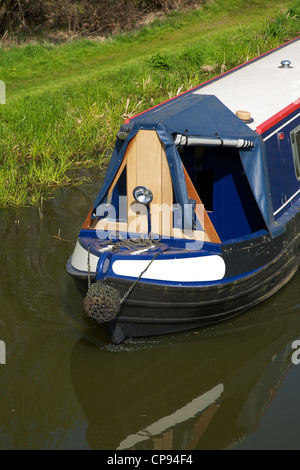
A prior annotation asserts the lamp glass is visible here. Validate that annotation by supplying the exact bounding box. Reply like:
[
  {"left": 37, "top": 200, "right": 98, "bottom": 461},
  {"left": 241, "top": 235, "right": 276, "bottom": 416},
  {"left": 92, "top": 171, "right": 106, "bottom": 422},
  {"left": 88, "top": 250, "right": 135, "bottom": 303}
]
[{"left": 133, "top": 186, "right": 153, "bottom": 205}]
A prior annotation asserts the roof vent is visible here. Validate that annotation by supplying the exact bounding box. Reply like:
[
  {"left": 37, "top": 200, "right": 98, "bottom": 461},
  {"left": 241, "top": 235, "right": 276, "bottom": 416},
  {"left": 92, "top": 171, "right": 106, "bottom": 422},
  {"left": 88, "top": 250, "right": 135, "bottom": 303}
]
[
  {"left": 236, "top": 110, "right": 252, "bottom": 123},
  {"left": 279, "top": 60, "right": 292, "bottom": 69}
]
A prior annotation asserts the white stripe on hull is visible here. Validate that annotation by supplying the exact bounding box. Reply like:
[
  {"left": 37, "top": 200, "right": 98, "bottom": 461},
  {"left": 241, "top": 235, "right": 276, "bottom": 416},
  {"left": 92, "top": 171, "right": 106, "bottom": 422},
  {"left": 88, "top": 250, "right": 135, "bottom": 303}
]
[
  {"left": 71, "top": 241, "right": 98, "bottom": 272},
  {"left": 112, "top": 255, "right": 226, "bottom": 282}
]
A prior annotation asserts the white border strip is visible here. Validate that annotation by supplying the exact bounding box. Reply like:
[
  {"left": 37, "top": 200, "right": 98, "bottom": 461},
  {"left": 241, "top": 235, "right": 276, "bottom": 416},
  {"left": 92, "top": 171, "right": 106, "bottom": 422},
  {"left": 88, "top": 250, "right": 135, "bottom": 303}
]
[
  {"left": 274, "top": 189, "right": 300, "bottom": 216},
  {"left": 263, "top": 112, "right": 300, "bottom": 142}
]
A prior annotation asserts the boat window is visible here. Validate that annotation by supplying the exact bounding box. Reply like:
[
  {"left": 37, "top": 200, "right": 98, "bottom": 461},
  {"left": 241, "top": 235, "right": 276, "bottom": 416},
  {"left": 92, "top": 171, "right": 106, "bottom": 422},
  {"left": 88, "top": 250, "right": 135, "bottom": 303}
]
[{"left": 291, "top": 124, "right": 300, "bottom": 180}]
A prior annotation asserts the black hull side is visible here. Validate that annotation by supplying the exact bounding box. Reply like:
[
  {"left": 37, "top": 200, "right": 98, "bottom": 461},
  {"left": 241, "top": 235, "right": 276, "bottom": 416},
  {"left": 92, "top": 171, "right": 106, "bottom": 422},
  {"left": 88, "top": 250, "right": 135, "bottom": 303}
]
[
  {"left": 68, "top": 209, "right": 300, "bottom": 344},
  {"left": 105, "top": 234, "right": 300, "bottom": 343},
  {"left": 103, "top": 208, "right": 300, "bottom": 343}
]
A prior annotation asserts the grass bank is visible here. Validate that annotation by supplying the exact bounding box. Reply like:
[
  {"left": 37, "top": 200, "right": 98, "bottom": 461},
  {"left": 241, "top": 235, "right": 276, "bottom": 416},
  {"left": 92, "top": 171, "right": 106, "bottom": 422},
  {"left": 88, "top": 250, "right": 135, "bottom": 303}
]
[{"left": 0, "top": 0, "right": 300, "bottom": 206}]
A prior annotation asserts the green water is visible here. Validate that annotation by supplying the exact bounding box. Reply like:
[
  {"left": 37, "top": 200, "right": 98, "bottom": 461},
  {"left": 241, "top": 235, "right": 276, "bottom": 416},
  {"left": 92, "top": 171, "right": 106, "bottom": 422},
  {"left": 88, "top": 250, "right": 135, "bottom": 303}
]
[{"left": 0, "top": 181, "right": 300, "bottom": 450}]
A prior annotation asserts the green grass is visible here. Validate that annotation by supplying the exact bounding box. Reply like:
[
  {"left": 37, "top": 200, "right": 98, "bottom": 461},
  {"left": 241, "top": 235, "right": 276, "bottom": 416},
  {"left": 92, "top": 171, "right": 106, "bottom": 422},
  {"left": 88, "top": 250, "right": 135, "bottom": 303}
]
[{"left": 0, "top": 0, "right": 299, "bottom": 206}]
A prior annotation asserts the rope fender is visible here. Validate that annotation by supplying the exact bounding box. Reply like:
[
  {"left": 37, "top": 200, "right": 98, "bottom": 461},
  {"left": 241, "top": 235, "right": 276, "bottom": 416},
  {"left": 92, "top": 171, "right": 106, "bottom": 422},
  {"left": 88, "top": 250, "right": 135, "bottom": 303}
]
[{"left": 83, "top": 239, "right": 162, "bottom": 324}]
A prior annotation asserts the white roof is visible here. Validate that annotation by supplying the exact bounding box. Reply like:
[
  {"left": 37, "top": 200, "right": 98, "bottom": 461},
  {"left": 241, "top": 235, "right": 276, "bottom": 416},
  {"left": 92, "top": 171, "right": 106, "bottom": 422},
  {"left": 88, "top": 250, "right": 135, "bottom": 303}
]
[{"left": 193, "top": 39, "right": 300, "bottom": 131}]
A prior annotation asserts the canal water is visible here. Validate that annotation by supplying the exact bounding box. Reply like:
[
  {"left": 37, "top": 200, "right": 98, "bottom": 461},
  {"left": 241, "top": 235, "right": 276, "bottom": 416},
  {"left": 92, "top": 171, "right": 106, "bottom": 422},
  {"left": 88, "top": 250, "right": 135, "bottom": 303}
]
[{"left": 0, "top": 179, "right": 300, "bottom": 450}]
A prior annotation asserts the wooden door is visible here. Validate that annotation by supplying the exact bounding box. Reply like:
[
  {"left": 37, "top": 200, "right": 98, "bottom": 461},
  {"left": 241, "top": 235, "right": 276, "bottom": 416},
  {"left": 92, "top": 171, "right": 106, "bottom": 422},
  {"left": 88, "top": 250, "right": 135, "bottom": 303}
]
[{"left": 126, "top": 129, "right": 173, "bottom": 236}]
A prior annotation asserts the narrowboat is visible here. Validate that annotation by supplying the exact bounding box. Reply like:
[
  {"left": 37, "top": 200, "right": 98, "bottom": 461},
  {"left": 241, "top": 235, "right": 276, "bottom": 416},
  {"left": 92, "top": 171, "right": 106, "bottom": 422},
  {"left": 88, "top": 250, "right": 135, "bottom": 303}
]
[{"left": 67, "top": 37, "right": 300, "bottom": 344}]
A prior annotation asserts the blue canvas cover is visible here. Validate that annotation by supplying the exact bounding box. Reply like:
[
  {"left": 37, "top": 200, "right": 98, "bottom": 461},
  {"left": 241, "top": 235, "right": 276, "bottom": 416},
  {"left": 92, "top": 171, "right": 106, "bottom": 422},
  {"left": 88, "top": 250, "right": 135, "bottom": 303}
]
[{"left": 92, "top": 94, "right": 280, "bottom": 237}]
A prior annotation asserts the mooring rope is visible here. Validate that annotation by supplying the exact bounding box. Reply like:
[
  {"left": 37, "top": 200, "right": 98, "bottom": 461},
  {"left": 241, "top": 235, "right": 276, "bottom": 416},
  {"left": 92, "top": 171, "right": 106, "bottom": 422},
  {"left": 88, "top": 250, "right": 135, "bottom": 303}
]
[
  {"left": 87, "top": 245, "right": 91, "bottom": 289},
  {"left": 119, "top": 250, "right": 161, "bottom": 305},
  {"left": 101, "top": 233, "right": 162, "bottom": 252},
  {"left": 87, "top": 235, "right": 161, "bottom": 287},
  {"left": 84, "top": 241, "right": 165, "bottom": 324}
]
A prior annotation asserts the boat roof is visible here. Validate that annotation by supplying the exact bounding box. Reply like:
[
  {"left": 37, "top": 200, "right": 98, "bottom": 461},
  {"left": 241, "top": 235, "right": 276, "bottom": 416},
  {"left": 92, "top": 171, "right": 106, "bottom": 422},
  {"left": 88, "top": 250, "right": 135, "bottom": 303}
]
[
  {"left": 126, "top": 37, "right": 300, "bottom": 134},
  {"left": 128, "top": 93, "right": 256, "bottom": 139},
  {"left": 192, "top": 38, "right": 300, "bottom": 132}
]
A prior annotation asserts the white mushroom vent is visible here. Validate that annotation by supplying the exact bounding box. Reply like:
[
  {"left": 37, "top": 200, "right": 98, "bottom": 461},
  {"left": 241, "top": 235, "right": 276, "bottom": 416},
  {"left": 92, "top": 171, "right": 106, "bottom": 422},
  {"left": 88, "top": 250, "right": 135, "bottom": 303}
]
[{"left": 236, "top": 110, "right": 252, "bottom": 122}]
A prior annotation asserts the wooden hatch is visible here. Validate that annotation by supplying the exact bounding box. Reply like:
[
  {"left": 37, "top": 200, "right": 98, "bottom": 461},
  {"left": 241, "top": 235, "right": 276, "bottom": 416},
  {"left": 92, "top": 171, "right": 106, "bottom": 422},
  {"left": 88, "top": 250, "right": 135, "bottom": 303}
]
[
  {"left": 93, "top": 129, "right": 220, "bottom": 244},
  {"left": 126, "top": 129, "right": 173, "bottom": 236}
]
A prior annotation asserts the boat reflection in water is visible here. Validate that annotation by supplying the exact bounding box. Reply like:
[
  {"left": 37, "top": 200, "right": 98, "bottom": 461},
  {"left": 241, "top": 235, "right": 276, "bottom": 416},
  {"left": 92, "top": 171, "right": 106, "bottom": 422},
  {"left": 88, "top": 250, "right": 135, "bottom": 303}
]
[{"left": 70, "top": 275, "right": 300, "bottom": 450}]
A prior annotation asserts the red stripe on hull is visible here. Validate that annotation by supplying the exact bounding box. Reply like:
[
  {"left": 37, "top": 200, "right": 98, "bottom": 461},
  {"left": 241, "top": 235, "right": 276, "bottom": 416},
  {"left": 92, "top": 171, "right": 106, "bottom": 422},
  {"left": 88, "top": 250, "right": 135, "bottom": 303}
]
[{"left": 256, "top": 99, "right": 300, "bottom": 135}]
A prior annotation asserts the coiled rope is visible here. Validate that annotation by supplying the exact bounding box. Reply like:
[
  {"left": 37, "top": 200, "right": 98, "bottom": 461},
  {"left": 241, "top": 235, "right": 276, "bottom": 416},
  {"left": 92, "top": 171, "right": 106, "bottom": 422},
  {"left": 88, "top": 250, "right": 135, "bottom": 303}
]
[
  {"left": 84, "top": 236, "right": 163, "bottom": 324},
  {"left": 97, "top": 233, "right": 162, "bottom": 252}
]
